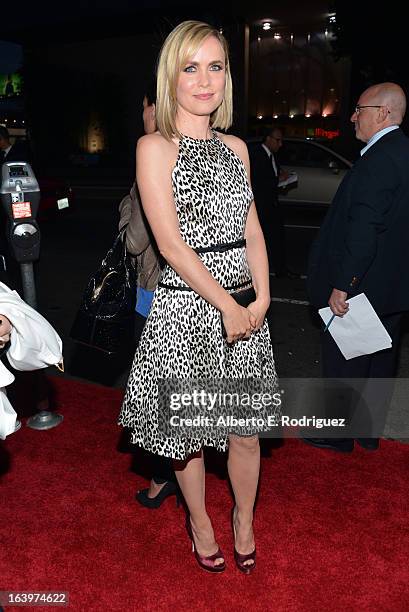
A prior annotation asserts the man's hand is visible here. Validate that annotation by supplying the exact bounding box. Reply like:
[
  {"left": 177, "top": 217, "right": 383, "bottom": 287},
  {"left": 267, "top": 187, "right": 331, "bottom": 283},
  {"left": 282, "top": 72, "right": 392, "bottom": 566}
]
[
  {"left": 328, "top": 289, "right": 349, "bottom": 316},
  {"left": 279, "top": 169, "right": 290, "bottom": 181},
  {"left": 0, "top": 315, "right": 12, "bottom": 348}
]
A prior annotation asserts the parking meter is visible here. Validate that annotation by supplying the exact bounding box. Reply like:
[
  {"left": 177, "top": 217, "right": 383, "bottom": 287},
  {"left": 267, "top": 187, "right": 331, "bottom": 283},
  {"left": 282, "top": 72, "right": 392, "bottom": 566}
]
[
  {"left": 0, "top": 162, "right": 41, "bottom": 307},
  {"left": 0, "top": 161, "right": 63, "bottom": 432},
  {"left": 1, "top": 162, "right": 41, "bottom": 262}
]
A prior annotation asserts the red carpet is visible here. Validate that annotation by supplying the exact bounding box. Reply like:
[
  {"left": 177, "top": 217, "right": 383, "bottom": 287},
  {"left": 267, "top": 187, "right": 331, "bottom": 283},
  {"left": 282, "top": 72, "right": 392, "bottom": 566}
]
[{"left": 1, "top": 376, "right": 409, "bottom": 612}]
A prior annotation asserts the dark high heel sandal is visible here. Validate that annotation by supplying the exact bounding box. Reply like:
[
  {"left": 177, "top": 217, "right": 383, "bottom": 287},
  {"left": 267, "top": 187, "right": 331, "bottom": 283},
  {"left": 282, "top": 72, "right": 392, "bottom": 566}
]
[
  {"left": 186, "top": 518, "right": 226, "bottom": 573},
  {"left": 232, "top": 508, "right": 256, "bottom": 575},
  {"left": 135, "top": 480, "right": 180, "bottom": 509}
]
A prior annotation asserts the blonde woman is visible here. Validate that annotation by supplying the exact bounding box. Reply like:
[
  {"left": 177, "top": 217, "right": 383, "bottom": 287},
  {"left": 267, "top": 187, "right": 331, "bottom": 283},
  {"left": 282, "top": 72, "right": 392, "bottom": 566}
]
[{"left": 119, "top": 21, "right": 279, "bottom": 574}]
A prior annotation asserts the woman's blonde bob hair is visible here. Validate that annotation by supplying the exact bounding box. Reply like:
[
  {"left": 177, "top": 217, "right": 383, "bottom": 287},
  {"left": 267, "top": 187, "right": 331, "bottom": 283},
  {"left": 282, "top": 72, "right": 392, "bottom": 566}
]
[{"left": 155, "top": 20, "right": 233, "bottom": 140}]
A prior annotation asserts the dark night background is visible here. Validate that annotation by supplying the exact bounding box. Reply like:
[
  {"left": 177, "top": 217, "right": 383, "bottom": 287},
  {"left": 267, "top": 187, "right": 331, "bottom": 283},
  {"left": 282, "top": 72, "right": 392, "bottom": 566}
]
[
  {"left": 333, "top": 3, "right": 409, "bottom": 107},
  {"left": 1, "top": 7, "right": 408, "bottom": 609},
  {"left": 1, "top": 0, "right": 407, "bottom": 175}
]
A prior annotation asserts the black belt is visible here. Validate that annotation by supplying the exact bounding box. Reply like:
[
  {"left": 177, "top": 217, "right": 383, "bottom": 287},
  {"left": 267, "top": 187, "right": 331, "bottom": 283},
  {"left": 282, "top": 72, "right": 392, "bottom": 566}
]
[
  {"left": 158, "top": 238, "right": 247, "bottom": 291},
  {"left": 158, "top": 238, "right": 249, "bottom": 292},
  {"left": 193, "top": 238, "right": 246, "bottom": 254},
  {"left": 158, "top": 279, "right": 252, "bottom": 292}
]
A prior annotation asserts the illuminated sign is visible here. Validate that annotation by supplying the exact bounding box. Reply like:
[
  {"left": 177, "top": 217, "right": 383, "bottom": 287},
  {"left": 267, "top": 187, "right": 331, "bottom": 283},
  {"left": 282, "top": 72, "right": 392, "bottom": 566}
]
[
  {"left": 314, "top": 127, "right": 340, "bottom": 140},
  {"left": 0, "top": 72, "right": 23, "bottom": 97}
]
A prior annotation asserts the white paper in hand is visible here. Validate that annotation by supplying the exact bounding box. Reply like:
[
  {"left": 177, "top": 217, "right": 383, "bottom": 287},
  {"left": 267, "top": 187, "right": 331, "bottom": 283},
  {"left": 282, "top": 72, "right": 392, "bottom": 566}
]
[
  {"left": 278, "top": 171, "right": 298, "bottom": 188},
  {"left": 318, "top": 293, "right": 392, "bottom": 360}
]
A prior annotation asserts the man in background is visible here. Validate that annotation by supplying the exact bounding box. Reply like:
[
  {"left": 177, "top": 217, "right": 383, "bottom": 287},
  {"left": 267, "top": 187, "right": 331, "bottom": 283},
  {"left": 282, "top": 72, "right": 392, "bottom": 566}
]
[
  {"left": 0, "top": 126, "right": 31, "bottom": 165},
  {"left": 306, "top": 82, "right": 409, "bottom": 452},
  {"left": 248, "top": 127, "right": 299, "bottom": 279}
]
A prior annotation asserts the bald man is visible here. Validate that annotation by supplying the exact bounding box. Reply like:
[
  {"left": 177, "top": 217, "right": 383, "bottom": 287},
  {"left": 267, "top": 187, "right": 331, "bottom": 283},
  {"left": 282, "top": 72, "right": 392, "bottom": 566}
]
[{"left": 306, "top": 82, "right": 409, "bottom": 452}]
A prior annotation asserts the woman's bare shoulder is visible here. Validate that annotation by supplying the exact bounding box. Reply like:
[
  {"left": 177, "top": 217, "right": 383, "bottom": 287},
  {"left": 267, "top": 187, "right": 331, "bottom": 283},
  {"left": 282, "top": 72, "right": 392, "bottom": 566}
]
[
  {"left": 216, "top": 132, "right": 249, "bottom": 164},
  {"left": 137, "top": 131, "right": 172, "bottom": 151},
  {"left": 137, "top": 132, "right": 178, "bottom": 167}
]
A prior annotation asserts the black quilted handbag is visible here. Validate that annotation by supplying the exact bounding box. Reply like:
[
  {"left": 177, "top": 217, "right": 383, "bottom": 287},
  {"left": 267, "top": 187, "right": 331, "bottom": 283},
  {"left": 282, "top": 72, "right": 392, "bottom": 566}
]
[{"left": 70, "top": 231, "right": 136, "bottom": 354}]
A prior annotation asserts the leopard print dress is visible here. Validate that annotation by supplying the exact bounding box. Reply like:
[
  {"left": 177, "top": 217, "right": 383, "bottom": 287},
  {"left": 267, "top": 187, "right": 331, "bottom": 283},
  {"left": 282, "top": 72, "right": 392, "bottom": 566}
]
[{"left": 118, "top": 130, "right": 279, "bottom": 459}]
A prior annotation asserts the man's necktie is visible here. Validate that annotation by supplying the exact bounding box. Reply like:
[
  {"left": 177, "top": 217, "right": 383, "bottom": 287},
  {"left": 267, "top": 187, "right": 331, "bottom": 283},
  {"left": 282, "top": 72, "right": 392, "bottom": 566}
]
[{"left": 270, "top": 153, "right": 278, "bottom": 177}]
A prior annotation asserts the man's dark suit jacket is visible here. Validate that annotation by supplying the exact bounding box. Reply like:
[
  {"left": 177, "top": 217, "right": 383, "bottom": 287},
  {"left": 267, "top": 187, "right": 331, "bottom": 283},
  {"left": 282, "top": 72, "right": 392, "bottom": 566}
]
[
  {"left": 1, "top": 141, "right": 31, "bottom": 165},
  {"left": 248, "top": 142, "right": 279, "bottom": 222},
  {"left": 307, "top": 128, "right": 409, "bottom": 315}
]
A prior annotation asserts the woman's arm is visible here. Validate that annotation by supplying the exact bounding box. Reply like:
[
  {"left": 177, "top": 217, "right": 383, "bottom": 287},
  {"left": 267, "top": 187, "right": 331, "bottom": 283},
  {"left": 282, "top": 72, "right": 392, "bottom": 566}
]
[
  {"left": 245, "top": 201, "right": 270, "bottom": 302},
  {"left": 136, "top": 133, "right": 254, "bottom": 343},
  {"left": 221, "top": 135, "right": 271, "bottom": 330},
  {"left": 0, "top": 315, "right": 12, "bottom": 349}
]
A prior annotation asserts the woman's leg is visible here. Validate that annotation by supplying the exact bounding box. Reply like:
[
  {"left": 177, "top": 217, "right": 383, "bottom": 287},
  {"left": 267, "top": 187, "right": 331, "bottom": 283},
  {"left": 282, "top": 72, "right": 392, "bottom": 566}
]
[
  {"left": 135, "top": 312, "right": 174, "bottom": 498},
  {"left": 174, "top": 451, "right": 224, "bottom": 565},
  {"left": 135, "top": 454, "right": 177, "bottom": 507},
  {"left": 146, "top": 455, "right": 175, "bottom": 498},
  {"left": 228, "top": 435, "right": 260, "bottom": 565}
]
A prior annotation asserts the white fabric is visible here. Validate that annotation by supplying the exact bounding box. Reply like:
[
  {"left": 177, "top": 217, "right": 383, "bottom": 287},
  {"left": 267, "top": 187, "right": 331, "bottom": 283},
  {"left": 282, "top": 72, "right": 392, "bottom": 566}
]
[
  {"left": 0, "top": 282, "right": 63, "bottom": 439},
  {"left": 0, "top": 388, "right": 18, "bottom": 440}
]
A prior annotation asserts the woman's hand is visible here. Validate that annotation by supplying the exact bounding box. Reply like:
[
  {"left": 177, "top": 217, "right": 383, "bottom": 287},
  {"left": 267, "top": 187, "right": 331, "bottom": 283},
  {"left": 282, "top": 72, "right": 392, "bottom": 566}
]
[
  {"left": 221, "top": 303, "right": 256, "bottom": 345},
  {"left": 247, "top": 296, "right": 270, "bottom": 331},
  {"left": 0, "top": 315, "right": 12, "bottom": 348}
]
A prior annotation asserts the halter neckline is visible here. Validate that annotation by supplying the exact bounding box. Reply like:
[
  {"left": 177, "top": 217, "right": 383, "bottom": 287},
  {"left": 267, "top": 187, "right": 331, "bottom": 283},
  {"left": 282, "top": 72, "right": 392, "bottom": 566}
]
[{"left": 180, "top": 128, "right": 217, "bottom": 143}]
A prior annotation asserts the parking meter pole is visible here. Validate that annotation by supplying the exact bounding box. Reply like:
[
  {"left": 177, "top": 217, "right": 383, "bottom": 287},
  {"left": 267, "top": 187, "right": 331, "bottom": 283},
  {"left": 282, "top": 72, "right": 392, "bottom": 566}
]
[
  {"left": 20, "top": 262, "right": 37, "bottom": 309},
  {"left": 0, "top": 161, "right": 63, "bottom": 431},
  {"left": 27, "top": 408, "right": 63, "bottom": 430}
]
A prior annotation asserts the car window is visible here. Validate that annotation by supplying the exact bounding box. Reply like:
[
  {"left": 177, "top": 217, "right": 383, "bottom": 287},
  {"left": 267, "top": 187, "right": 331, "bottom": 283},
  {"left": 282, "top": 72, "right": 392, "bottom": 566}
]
[
  {"left": 278, "top": 142, "right": 312, "bottom": 167},
  {"left": 307, "top": 145, "right": 350, "bottom": 170},
  {"left": 305, "top": 145, "right": 333, "bottom": 167},
  {"left": 278, "top": 141, "right": 350, "bottom": 170}
]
